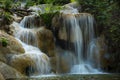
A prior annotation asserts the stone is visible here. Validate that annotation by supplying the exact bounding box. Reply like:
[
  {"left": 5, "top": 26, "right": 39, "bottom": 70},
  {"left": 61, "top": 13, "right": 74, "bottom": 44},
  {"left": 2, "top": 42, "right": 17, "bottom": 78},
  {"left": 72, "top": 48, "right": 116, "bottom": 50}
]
[
  {"left": 11, "top": 15, "right": 22, "bottom": 23},
  {"left": 0, "top": 30, "right": 25, "bottom": 54},
  {"left": 96, "top": 35, "right": 109, "bottom": 69},
  {"left": 9, "top": 53, "right": 50, "bottom": 75},
  {"left": 36, "top": 27, "right": 55, "bottom": 57},
  {"left": 0, "top": 61, "right": 24, "bottom": 79},
  {"left": 50, "top": 48, "right": 76, "bottom": 73},
  {"left": 0, "top": 73, "right": 5, "bottom": 80},
  {"left": 9, "top": 54, "right": 35, "bottom": 75},
  {"left": 0, "top": 30, "right": 25, "bottom": 63}
]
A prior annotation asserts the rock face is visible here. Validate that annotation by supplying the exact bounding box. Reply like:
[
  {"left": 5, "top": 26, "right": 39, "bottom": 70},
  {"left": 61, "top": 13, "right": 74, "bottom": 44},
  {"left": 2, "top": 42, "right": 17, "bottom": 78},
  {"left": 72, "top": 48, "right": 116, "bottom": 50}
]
[
  {"left": 0, "top": 30, "right": 25, "bottom": 54},
  {"left": 0, "top": 73, "right": 5, "bottom": 80},
  {"left": 96, "top": 35, "right": 109, "bottom": 70},
  {"left": 9, "top": 54, "right": 35, "bottom": 75},
  {"left": 50, "top": 48, "right": 76, "bottom": 73},
  {"left": 0, "top": 61, "right": 24, "bottom": 79},
  {"left": 9, "top": 53, "right": 50, "bottom": 76},
  {"left": 36, "top": 27, "right": 55, "bottom": 57},
  {"left": 0, "top": 30, "right": 25, "bottom": 63}
]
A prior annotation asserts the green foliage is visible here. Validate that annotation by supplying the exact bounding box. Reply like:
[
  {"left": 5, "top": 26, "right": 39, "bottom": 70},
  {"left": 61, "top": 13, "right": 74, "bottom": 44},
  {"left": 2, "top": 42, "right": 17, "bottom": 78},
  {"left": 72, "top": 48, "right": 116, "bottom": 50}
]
[
  {"left": 77, "top": 0, "right": 113, "bottom": 26},
  {"left": 106, "top": 6, "right": 120, "bottom": 48},
  {"left": 25, "top": 0, "right": 35, "bottom": 8},
  {"left": 0, "top": 37, "right": 8, "bottom": 47},
  {"left": 0, "top": 11, "right": 13, "bottom": 26},
  {"left": 38, "top": 4, "right": 62, "bottom": 28},
  {"left": 70, "top": 0, "right": 76, "bottom": 3},
  {"left": 36, "top": 0, "right": 55, "bottom": 4},
  {"left": 40, "top": 12, "right": 59, "bottom": 29},
  {"left": 1, "top": 0, "right": 13, "bottom": 10}
]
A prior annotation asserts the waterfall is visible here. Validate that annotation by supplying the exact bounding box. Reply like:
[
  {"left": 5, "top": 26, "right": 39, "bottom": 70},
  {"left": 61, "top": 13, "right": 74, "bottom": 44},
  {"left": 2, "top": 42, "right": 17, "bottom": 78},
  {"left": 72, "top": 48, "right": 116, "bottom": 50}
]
[
  {"left": 60, "top": 13, "right": 101, "bottom": 74},
  {"left": 11, "top": 15, "right": 51, "bottom": 75}
]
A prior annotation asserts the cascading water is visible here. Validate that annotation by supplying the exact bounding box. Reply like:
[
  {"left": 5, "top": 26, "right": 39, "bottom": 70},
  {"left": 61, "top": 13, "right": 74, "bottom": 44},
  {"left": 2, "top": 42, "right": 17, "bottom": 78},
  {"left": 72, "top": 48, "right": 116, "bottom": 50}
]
[
  {"left": 60, "top": 12, "right": 102, "bottom": 73},
  {"left": 10, "top": 2, "right": 102, "bottom": 75},
  {"left": 11, "top": 15, "right": 51, "bottom": 75}
]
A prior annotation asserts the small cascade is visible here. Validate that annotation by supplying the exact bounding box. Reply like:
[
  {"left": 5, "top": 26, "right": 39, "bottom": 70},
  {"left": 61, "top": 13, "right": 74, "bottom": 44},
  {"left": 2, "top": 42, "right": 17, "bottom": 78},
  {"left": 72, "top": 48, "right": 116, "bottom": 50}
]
[
  {"left": 12, "top": 21, "right": 38, "bottom": 46},
  {"left": 11, "top": 16, "right": 51, "bottom": 75},
  {"left": 60, "top": 13, "right": 101, "bottom": 74},
  {"left": 20, "top": 15, "right": 42, "bottom": 28},
  {"left": 16, "top": 38, "right": 51, "bottom": 75}
]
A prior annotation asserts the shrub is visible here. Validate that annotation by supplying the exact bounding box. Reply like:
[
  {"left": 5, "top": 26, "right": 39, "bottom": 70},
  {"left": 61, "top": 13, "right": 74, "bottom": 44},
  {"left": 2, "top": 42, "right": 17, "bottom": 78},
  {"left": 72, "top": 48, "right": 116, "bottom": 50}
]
[{"left": 0, "top": 37, "right": 8, "bottom": 47}]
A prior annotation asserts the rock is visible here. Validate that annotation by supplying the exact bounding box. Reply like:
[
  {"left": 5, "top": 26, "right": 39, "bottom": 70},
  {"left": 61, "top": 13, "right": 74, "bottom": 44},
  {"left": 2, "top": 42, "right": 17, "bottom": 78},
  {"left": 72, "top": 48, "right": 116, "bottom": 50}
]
[
  {"left": 0, "top": 30, "right": 25, "bottom": 54},
  {"left": 20, "top": 15, "right": 44, "bottom": 28},
  {"left": 0, "top": 30, "right": 25, "bottom": 63},
  {"left": 0, "top": 61, "right": 24, "bottom": 79},
  {"left": 0, "top": 73, "right": 5, "bottom": 80},
  {"left": 89, "top": 35, "right": 108, "bottom": 69},
  {"left": 9, "top": 54, "right": 35, "bottom": 75},
  {"left": 36, "top": 27, "right": 55, "bottom": 57},
  {"left": 96, "top": 35, "right": 109, "bottom": 69},
  {"left": 50, "top": 48, "right": 76, "bottom": 73},
  {"left": 11, "top": 15, "right": 22, "bottom": 23},
  {"left": 9, "top": 53, "right": 50, "bottom": 75},
  {"left": 50, "top": 57, "right": 57, "bottom": 73}
]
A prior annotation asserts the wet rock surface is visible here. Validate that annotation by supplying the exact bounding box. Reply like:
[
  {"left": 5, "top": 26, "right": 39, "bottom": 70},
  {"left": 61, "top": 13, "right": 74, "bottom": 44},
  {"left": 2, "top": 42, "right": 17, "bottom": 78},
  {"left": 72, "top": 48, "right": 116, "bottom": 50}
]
[
  {"left": 0, "top": 61, "right": 24, "bottom": 80},
  {"left": 0, "top": 30, "right": 25, "bottom": 63},
  {"left": 36, "top": 27, "right": 55, "bottom": 57}
]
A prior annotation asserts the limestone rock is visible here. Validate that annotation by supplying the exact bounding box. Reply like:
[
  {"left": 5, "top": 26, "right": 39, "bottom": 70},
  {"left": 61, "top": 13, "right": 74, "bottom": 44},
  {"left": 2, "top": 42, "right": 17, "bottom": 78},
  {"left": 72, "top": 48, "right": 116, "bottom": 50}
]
[
  {"left": 96, "top": 35, "right": 109, "bottom": 69},
  {"left": 9, "top": 53, "right": 50, "bottom": 75},
  {"left": 36, "top": 27, "right": 55, "bottom": 57},
  {"left": 50, "top": 48, "right": 76, "bottom": 73},
  {"left": 0, "top": 30, "right": 25, "bottom": 63},
  {"left": 0, "top": 61, "right": 24, "bottom": 79},
  {"left": 9, "top": 54, "right": 35, "bottom": 75},
  {"left": 0, "top": 73, "right": 5, "bottom": 80},
  {"left": 11, "top": 15, "right": 22, "bottom": 23},
  {"left": 0, "top": 30, "right": 25, "bottom": 54}
]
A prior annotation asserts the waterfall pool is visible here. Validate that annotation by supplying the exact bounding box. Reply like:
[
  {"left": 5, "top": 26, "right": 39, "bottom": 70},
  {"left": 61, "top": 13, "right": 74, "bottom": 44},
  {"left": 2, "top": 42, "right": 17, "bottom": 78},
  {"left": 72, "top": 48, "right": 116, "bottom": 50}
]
[{"left": 7, "top": 74, "right": 120, "bottom": 80}]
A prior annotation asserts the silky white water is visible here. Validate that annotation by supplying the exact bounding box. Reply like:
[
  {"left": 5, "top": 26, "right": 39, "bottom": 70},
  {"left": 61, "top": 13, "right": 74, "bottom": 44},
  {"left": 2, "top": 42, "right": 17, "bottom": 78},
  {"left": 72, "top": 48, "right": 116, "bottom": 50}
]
[
  {"left": 11, "top": 19, "right": 51, "bottom": 75},
  {"left": 10, "top": 3, "right": 102, "bottom": 75},
  {"left": 61, "top": 12, "right": 101, "bottom": 73}
]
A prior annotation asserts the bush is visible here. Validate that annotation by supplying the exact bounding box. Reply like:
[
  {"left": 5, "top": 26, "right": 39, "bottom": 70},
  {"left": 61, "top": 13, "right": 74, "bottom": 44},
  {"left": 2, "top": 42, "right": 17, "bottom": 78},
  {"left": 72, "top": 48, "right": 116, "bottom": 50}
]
[
  {"left": 0, "top": 37, "right": 8, "bottom": 47},
  {"left": 40, "top": 12, "right": 59, "bottom": 29},
  {"left": 38, "top": 4, "right": 61, "bottom": 28},
  {"left": 2, "top": 0, "right": 13, "bottom": 10},
  {"left": 0, "top": 12, "right": 13, "bottom": 25}
]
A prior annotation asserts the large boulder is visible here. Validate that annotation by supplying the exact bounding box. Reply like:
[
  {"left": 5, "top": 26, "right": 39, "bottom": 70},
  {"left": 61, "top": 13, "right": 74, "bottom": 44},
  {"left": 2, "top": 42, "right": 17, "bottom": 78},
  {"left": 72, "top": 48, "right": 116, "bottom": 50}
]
[
  {"left": 50, "top": 48, "right": 76, "bottom": 73},
  {"left": 9, "top": 54, "right": 35, "bottom": 75},
  {"left": 0, "top": 30, "right": 25, "bottom": 63},
  {"left": 0, "top": 61, "right": 24, "bottom": 79},
  {"left": 9, "top": 53, "right": 50, "bottom": 76},
  {"left": 36, "top": 27, "right": 55, "bottom": 57},
  {"left": 0, "top": 73, "right": 5, "bottom": 80}
]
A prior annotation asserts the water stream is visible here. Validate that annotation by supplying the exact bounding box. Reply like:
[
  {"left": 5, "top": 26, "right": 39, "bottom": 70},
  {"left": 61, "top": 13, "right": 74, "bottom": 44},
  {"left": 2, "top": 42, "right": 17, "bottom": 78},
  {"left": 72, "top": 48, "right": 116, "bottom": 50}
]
[
  {"left": 11, "top": 3, "right": 102, "bottom": 76},
  {"left": 60, "top": 12, "right": 101, "bottom": 73},
  {"left": 11, "top": 19, "right": 51, "bottom": 76}
]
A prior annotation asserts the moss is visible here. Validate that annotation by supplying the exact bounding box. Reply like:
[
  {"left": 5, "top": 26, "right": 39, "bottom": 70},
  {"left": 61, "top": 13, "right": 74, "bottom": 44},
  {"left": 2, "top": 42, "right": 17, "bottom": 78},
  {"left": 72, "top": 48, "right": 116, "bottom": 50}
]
[
  {"left": 0, "top": 37, "right": 8, "bottom": 47},
  {"left": 40, "top": 11, "right": 59, "bottom": 29}
]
